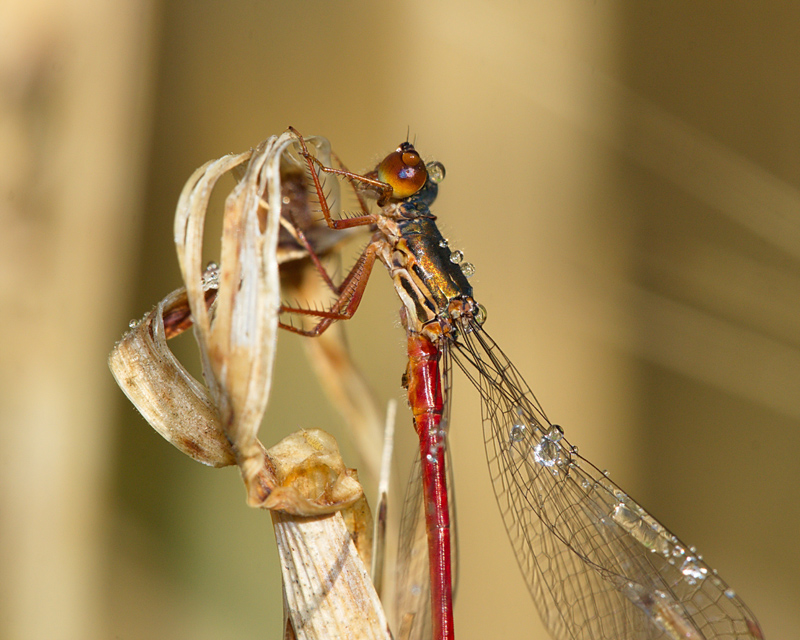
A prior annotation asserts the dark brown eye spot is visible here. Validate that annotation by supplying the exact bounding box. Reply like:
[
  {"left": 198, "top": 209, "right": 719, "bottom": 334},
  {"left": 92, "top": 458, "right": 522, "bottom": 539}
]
[{"left": 402, "top": 151, "right": 420, "bottom": 167}]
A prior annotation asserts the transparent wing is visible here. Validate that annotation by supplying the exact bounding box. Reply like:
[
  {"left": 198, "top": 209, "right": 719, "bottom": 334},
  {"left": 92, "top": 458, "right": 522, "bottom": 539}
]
[
  {"left": 394, "top": 343, "right": 459, "bottom": 640},
  {"left": 451, "top": 323, "right": 764, "bottom": 640},
  {"left": 395, "top": 453, "right": 432, "bottom": 640}
]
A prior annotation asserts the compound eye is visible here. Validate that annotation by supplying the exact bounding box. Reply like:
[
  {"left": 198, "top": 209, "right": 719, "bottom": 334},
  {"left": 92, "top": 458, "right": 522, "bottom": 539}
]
[{"left": 377, "top": 144, "right": 427, "bottom": 199}]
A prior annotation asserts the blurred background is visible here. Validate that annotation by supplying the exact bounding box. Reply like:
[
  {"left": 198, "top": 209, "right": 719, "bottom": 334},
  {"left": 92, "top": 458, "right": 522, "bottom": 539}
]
[{"left": 2, "top": 1, "right": 798, "bottom": 638}]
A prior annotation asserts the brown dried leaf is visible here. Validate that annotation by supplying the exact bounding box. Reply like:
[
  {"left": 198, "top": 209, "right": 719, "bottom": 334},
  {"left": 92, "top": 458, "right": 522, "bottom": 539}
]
[{"left": 109, "top": 287, "right": 235, "bottom": 467}]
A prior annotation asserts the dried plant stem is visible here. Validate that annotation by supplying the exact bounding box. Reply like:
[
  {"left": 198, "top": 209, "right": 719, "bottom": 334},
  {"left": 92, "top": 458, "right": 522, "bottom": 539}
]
[{"left": 273, "top": 511, "right": 390, "bottom": 640}]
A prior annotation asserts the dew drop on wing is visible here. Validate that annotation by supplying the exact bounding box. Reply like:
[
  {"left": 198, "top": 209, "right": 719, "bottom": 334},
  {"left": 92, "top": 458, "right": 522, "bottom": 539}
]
[
  {"left": 532, "top": 425, "right": 564, "bottom": 468},
  {"left": 508, "top": 405, "right": 529, "bottom": 443}
]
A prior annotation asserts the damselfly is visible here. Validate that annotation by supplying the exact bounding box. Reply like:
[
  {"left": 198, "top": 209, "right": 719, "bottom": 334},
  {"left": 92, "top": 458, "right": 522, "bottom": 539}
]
[{"left": 280, "top": 129, "right": 765, "bottom": 640}]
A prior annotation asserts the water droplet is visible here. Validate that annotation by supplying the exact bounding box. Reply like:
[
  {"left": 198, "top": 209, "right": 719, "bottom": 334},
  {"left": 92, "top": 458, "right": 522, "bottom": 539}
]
[
  {"left": 533, "top": 431, "right": 561, "bottom": 467},
  {"left": 509, "top": 406, "right": 528, "bottom": 442},
  {"left": 460, "top": 262, "right": 475, "bottom": 277},
  {"left": 450, "top": 250, "right": 464, "bottom": 264},
  {"left": 724, "top": 588, "right": 736, "bottom": 599},
  {"left": 509, "top": 424, "right": 526, "bottom": 442},
  {"left": 672, "top": 545, "right": 685, "bottom": 558},
  {"left": 473, "top": 304, "right": 487, "bottom": 325},
  {"left": 427, "top": 435, "right": 446, "bottom": 459},
  {"left": 546, "top": 424, "right": 564, "bottom": 442},
  {"left": 203, "top": 261, "right": 220, "bottom": 289},
  {"left": 602, "top": 469, "right": 610, "bottom": 477},
  {"left": 439, "top": 238, "right": 449, "bottom": 248},
  {"left": 128, "top": 318, "right": 141, "bottom": 329},
  {"left": 426, "top": 161, "right": 446, "bottom": 184},
  {"left": 680, "top": 557, "right": 707, "bottom": 584},
  {"left": 282, "top": 196, "right": 291, "bottom": 205}
]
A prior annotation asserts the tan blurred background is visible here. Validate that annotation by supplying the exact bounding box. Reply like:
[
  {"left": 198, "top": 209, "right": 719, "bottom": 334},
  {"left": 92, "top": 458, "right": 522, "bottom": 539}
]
[{"left": 2, "top": 1, "right": 798, "bottom": 638}]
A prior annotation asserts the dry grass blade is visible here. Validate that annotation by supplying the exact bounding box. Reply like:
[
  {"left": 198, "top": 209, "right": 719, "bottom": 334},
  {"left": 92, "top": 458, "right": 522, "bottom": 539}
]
[
  {"left": 273, "top": 511, "right": 390, "bottom": 640},
  {"left": 174, "top": 136, "right": 285, "bottom": 504}
]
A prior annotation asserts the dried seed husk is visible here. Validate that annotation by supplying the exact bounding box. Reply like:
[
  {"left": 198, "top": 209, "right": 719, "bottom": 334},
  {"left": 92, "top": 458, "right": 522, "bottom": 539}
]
[{"left": 264, "top": 429, "right": 370, "bottom": 535}]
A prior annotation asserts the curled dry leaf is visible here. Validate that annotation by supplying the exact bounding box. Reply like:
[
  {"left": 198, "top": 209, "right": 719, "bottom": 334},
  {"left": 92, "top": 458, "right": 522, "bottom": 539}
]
[{"left": 109, "top": 286, "right": 236, "bottom": 467}]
